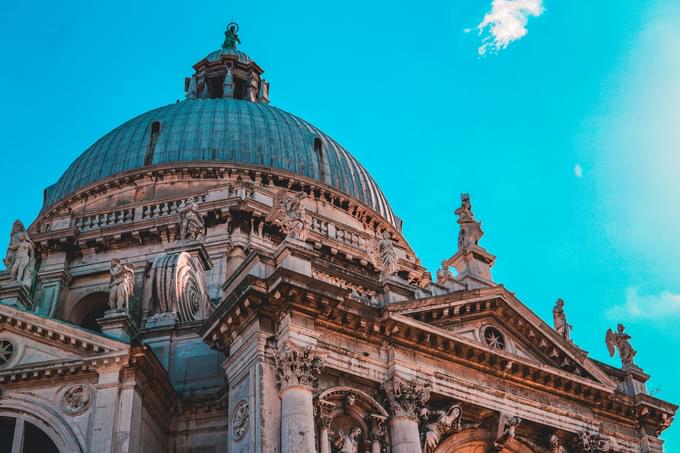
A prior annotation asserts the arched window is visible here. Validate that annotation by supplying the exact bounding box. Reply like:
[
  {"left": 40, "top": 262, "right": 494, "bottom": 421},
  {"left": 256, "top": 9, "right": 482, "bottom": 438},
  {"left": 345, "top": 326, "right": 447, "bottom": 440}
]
[
  {"left": 144, "top": 121, "right": 161, "bottom": 166},
  {"left": 313, "top": 137, "right": 327, "bottom": 181},
  {"left": 0, "top": 417, "right": 59, "bottom": 453},
  {"left": 68, "top": 292, "right": 110, "bottom": 333}
]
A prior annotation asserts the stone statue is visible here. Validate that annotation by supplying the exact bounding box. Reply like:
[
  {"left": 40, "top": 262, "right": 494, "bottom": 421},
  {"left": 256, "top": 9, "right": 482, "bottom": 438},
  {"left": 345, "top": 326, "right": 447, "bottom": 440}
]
[
  {"left": 552, "top": 298, "right": 572, "bottom": 340},
  {"left": 493, "top": 416, "right": 521, "bottom": 451},
  {"left": 421, "top": 404, "right": 463, "bottom": 453},
  {"left": 606, "top": 324, "right": 637, "bottom": 367},
  {"left": 109, "top": 259, "right": 135, "bottom": 311},
  {"left": 455, "top": 193, "right": 483, "bottom": 249},
  {"left": 548, "top": 434, "right": 567, "bottom": 453},
  {"left": 179, "top": 199, "right": 205, "bottom": 241},
  {"left": 436, "top": 261, "right": 454, "bottom": 284},
  {"left": 332, "top": 426, "right": 361, "bottom": 453},
  {"left": 222, "top": 22, "right": 241, "bottom": 49},
  {"left": 375, "top": 231, "right": 397, "bottom": 279},
  {"left": 4, "top": 220, "right": 35, "bottom": 287}
]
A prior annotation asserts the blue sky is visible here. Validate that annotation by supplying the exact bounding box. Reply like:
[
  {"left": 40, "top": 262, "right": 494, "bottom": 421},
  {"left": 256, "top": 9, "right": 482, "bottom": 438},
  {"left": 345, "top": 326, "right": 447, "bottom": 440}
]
[{"left": 1, "top": 0, "right": 679, "bottom": 448}]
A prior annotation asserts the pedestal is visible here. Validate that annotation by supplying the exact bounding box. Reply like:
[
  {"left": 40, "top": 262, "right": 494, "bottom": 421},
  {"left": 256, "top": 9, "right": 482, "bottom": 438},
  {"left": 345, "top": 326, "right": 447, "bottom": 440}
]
[
  {"left": 97, "top": 309, "right": 137, "bottom": 342},
  {"left": 619, "top": 364, "right": 649, "bottom": 396},
  {"left": 0, "top": 280, "right": 33, "bottom": 311},
  {"left": 446, "top": 245, "right": 495, "bottom": 288}
]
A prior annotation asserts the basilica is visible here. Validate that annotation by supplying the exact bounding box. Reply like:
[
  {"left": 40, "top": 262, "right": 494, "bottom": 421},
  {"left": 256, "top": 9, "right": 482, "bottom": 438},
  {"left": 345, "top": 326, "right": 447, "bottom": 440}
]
[{"left": 0, "top": 24, "right": 675, "bottom": 453}]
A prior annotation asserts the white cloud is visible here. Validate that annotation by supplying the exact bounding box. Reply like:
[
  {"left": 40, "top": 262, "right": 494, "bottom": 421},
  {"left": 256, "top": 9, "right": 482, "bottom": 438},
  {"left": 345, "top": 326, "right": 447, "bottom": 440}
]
[
  {"left": 574, "top": 163, "right": 583, "bottom": 178},
  {"left": 606, "top": 287, "right": 680, "bottom": 321},
  {"left": 476, "top": 0, "right": 544, "bottom": 55}
]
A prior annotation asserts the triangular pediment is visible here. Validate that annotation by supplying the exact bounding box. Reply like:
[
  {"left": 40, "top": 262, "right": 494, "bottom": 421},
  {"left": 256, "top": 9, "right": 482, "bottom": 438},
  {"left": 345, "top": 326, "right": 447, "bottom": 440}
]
[
  {"left": 390, "top": 286, "right": 616, "bottom": 388},
  {"left": 0, "top": 304, "right": 129, "bottom": 371}
]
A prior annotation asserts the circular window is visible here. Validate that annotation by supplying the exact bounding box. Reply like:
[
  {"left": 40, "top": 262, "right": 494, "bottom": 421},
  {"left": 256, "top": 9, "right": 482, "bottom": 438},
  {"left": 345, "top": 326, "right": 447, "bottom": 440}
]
[
  {"left": 0, "top": 340, "right": 16, "bottom": 367},
  {"left": 483, "top": 327, "right": 506, "bottom": 350}
]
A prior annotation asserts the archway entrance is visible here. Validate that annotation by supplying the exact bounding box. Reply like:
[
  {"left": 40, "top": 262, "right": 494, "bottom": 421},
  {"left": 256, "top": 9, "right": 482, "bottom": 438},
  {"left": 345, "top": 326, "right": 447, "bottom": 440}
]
[
  {"left": 69, "top": 292, "right": 109, "bottom": 333},
  {"left": 0, "top": 416, "right": 59, "bottom": 453}
]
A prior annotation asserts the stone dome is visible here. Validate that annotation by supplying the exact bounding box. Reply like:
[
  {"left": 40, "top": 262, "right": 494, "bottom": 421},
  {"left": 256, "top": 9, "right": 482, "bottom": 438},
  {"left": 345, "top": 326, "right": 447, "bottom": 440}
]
[{"left": 43, "top": 98, "right": 397, "bottom": 227}]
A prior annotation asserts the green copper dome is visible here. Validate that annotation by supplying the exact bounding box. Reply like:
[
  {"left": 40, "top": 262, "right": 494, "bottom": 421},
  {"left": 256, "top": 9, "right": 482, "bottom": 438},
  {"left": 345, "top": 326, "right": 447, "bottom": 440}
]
[{"left": 43, "top": 98, "right": 397, "bottom": 226}]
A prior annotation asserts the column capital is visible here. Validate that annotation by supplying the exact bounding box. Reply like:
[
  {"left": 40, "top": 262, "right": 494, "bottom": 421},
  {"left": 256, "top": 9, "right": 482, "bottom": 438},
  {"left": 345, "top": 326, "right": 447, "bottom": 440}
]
[
  {"left": 275, "top": 346, "right": 324, "bottom": 391},
  {"left": 381, "top": 377, "right": 430, "bottom": 420}
]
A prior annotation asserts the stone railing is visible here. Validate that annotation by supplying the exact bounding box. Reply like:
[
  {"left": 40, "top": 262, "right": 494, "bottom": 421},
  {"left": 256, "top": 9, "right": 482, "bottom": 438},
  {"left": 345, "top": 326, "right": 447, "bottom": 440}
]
[
  {"left": 73, "top": 194, "right": 207, "bottom": 231},
  {"left": 310, "top": 216, "right": 369, "bottom": 252},
  {"left": 141, "top": 194, "right": 206, "bottom": 220},
  {"left": 74, "top": 209, "right": 135, "bottom": 231}
]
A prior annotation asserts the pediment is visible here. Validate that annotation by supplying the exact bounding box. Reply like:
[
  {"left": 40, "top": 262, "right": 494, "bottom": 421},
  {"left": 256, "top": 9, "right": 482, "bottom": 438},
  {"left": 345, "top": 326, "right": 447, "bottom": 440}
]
[
  {"left": 391, "top": 287, "right": 616, "bottom": 388},
  {"left": 0, "top": 304, "right": 128, "bottom": 371}
]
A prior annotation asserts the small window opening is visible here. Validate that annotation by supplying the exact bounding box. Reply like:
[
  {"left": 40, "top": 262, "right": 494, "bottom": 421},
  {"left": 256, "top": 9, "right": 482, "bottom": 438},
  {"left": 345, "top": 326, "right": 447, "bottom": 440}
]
[
  {"left": 313, "top": 137, "right": 327, "bottom": 181},
  {"left": 144, "top": 121, "right": 161, "bottom": 166}
]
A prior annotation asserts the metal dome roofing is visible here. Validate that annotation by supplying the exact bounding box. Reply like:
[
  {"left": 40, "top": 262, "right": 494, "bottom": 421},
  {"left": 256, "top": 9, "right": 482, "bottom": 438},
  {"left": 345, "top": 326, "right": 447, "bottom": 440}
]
[{"left": 43, "top": 98, "right": 397, "bottom": 226}]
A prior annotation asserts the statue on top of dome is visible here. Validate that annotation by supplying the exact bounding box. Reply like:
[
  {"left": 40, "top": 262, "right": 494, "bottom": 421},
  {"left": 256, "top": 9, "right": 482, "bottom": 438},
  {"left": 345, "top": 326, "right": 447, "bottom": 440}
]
[
  {"left": 455, "top": 193, "right": 483, "bottom": 250},
  {"left": 222, "top": 22, "right": 241, "bottom": 49}
]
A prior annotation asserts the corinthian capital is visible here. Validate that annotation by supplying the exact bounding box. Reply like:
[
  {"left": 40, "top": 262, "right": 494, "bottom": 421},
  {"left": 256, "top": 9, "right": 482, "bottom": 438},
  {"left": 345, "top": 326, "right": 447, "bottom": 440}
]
[
  {"left": 381, "top": 378, "right": 431, "bottom": 419},
  {"left": 275, "top": 346, "right": 324, "bottom": 390}
]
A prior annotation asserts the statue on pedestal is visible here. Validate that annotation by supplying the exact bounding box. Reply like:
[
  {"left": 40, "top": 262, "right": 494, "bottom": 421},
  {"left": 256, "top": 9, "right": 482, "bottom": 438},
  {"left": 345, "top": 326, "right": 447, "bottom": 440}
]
[
  {"left": 4, "top": 220, "right": 35, "bottom": 287},
  {"left": 455, "top": 193, "right": 483, "bottom": 249},
  {"left": 222, "top": 22, "right": 241, "bottom": 49},
  {"left": 552, "top": 298, "right": 572, "bottom": 340},
  {"left": 109, "top": 259, "right": 135, "bottom": 311},
  {"left": 606, "top": 323, "right": 637, "bottom": 367}
]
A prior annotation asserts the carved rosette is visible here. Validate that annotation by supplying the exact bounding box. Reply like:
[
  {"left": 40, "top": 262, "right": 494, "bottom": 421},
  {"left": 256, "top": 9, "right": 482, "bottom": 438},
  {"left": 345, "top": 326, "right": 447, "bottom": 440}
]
[
  {"left": 232, "top": 400, "right": 250, "bottom": 441},
  {"left": 152, "top": 252, "right": 212, "bottom": 323},
  {"left": 381, "top": 378, "right": 430, "bottom": 420},
  {"left": 61, "top": 384, "right": 93, "bottom": 416},
  {"left": 275, "top": 347, "right": 324, "bottom": 390}
]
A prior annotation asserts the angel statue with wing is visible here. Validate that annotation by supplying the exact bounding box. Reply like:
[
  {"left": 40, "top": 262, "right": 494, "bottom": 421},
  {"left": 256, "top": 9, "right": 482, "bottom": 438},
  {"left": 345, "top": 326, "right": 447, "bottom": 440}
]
[
  {"left": 109, "top": 259, "right": 135, "bottom": 312},
  {"left": 606, "top": 324, "right": 637, "bottom": 367}
]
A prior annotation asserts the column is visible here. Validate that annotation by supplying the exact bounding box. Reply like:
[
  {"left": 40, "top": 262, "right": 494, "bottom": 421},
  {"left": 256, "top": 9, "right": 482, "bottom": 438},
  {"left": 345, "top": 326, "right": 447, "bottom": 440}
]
[
  {"left": 10, "top": 417, "right": 24, "bottom": 453},
  {"left": 275, "top": 346, "right": 324, "bottom": 453},
  {"left": 382, "top": 378, "right": 430, "bottom": 453},
  {"left": 317, "top": 400, "right": 335, "bottom": 453},
  {"left": 367, "top": 414, "right": 388, "bottom": 453}
]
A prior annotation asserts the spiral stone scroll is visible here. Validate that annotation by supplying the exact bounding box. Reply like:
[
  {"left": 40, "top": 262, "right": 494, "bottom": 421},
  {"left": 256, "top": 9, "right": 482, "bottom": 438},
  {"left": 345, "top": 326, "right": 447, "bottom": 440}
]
[{"left": 152, "top": 251, "right": 212, "bottom": 323}]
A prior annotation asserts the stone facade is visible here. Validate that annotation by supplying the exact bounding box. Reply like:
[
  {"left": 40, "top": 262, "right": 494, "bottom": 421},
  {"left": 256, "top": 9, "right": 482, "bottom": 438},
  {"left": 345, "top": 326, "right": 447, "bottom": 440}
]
[{"left": 0, "top": 25, "right": 675, "bottom": 453}]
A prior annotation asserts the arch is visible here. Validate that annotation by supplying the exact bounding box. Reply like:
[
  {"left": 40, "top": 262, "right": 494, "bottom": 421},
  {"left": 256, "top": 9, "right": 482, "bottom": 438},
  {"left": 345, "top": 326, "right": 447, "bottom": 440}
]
[
  {"left": 435, "top": 428, "right": 535, "bottom": 453},
  {"left": 317, "top": 386, "right": 388, "bottom": 418},
  {"left": 0, "top": 395, "right": 85, "bottom": 453},
  {"left": 67, "top": 291, "right": 109, "bottom": 332}
]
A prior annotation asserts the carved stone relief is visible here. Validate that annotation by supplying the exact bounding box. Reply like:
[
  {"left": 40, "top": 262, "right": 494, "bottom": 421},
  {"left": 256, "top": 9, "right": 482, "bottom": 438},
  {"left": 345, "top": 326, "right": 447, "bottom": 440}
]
[
  {"left": 232, "top": 399, "right": 250, "bottom": 441},
  {"left": 267, "top": 190, "right": 308, "bottom": 240},
  {"left": 151, "top": 252, "right": 212, "bottom": 323},
  {"left": 61, "top": 384, "right": 93, "bottom": 416},
  {"left": 178, "top": 198, "right": 205, "bottom": 241}
]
